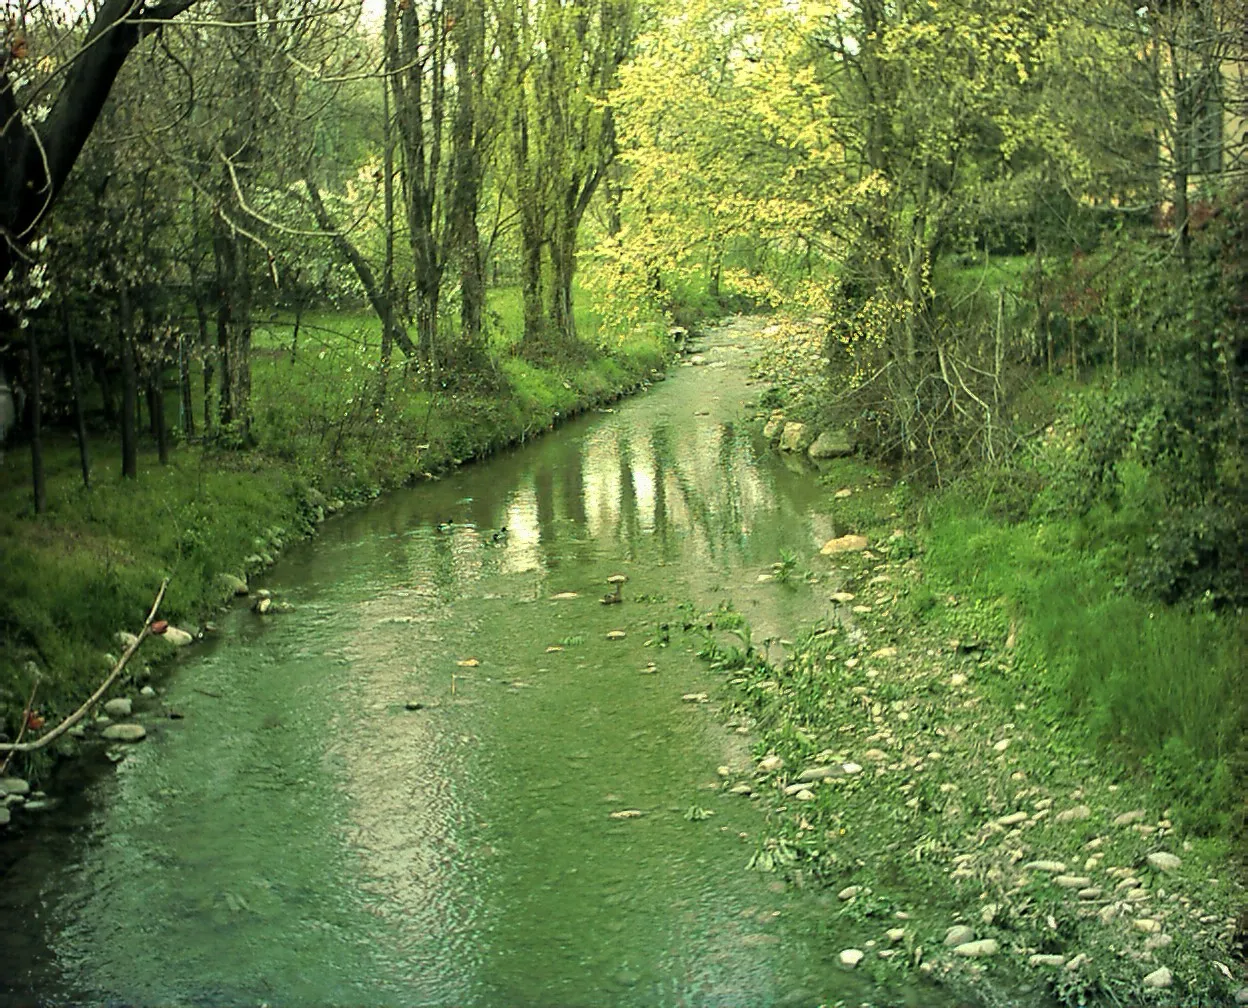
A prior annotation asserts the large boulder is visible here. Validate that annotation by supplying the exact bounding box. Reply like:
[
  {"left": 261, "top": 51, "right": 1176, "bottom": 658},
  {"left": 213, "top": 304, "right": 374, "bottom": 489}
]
[
  {"left": 779, "top": 422, "right": 813, "bottom": 453},
  {"left": 809, "top": 429, "right": 854, "bottom": 459},
  {"left": 762, "top": 413, "right": 786, "bottom": 441}
]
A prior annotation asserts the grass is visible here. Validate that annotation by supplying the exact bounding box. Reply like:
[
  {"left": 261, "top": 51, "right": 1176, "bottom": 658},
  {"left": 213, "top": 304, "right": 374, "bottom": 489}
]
[{"left": 916, "top": 490, "right": 1247, "bottom": 838}]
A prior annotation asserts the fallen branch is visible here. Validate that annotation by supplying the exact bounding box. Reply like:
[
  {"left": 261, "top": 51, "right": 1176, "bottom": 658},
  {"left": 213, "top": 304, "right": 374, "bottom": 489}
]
[{"left": 0, "top": 578, "right": 169, "bottom": 755}]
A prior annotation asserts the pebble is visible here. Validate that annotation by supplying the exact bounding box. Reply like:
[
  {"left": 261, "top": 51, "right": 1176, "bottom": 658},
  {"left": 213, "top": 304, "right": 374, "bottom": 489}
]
[
  {"left": 1077, "top": 888, "right": 1102, "bottom": 900},
  {"left": 838, "top": 886, "right": 862, "bottom": 901},
  {"left": 1098, "top": 904, "right": 1119, "bottom": 924},
  {"left": 758, "top": 755, "right": 784, "bottom": 773},
  {"left": 1132, "top": 918, "right": 1161, "bottom": 934},
  {"left": 1024, "top": 860, "right": 1067, "bottom": 873},
  {"left": 863, "top": 748, "right": 888, "bottom": 762},
  {"left": 728, "top": 784, "right": 752, "bottom": 795},
  {"left": 1146, "top": 852, "right": 1182, "bottom": 872},
  {"left": 100, "top": 723, "right": 146, "bottom": 742},
  {"left": 784, "top": 782, "right": 813, "bottom": 796},
  {"left": 838, "top": 949, "right": 864, "bottom": 968},
  {"left": 1029, "top": 954, "right": 1067, "bottom": 967},
  {"left": 944, "top": 925, "right": 976, "bottom": 946},
  {"left": 605, "top": 630, "right": 627, "bottom": 641},
  {"left": 1143, "top": 934, "right": 1172, "bottom": 951},
  {"left": 997, "top": 811, "right": 1028, "bottom": 826},
  {"left": 1055, "top": 804, "right": 1091, "bottom": 823},
  {"left": 797, "top": 765, "right": 840, "bottom": 783},
  {"left": 795, "top": 789, "right": 815, "bottom": 801},
  {"left": 1054, "top": 876, "right": 1092, "bottom": 888},
  {"left": 103, "top": 697, "right": 132, "bottom": 718},
  {"left": 841, "top": 762, "right": 862, "bottom": 775},
  {"left": 949, "top": 673, "right": 967, "bottom": 687},
  {"left": 1066, "top": 953, "right": 1091, "bottom": 970},
  {"left": 993, "top": 738, "right": 1012, "bottom": 752},
  {"left": 830, "top": 592, "right": 855, "bottom": 603},
  {"left": 681, "top": 693, "right": 709, "bottom": 703},
  {"left": 1142, "top": 966, "right": 1173, "bottom": 989},
  {"left": 953, "top": 939, "right": 999, "bottom": 958},
  {"left": 886, "top": 928, "right": 906, "bottom": 943},
  {"left": 140, "top": 686, "right": 157, "bottom": 698},
  {"left": 0, "top": 778, "right": 30, "bottom": 797},
  {"left": 870, "top": 647, "right": 897, "bottom": 659},
  {"left": 1113, "top": 809, "right": 1146, "bottom": 826}
]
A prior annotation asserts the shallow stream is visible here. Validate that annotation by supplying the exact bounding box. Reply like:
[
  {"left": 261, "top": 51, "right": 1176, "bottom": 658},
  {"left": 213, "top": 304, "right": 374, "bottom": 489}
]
[{"left": 1, "top": 319, "right": 962, "bottom": 1007}]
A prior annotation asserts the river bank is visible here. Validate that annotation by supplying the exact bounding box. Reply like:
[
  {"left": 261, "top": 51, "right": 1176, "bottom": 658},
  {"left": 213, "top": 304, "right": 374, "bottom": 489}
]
[
  {"left": 682, "top": 322, "right": 1248, "bottom": 1006},
  {"left": 0, "top": 325, "right": 672, "bottom": 800}
]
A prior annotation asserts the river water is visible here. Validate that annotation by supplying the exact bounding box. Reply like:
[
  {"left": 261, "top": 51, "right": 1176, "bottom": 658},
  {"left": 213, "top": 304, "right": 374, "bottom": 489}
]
[{"left": 1, "top": 319, "right": 961, "bottom": 1007}]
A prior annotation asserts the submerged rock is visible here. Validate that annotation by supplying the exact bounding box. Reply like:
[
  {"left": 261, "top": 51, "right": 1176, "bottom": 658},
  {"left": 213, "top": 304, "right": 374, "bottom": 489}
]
[
  {"left": 838, "top": 949, "right": 864, "bottom": 968},
  {"left": 1142, "top": 966, "right": 1173, "bottom": 989},
  {"left": 0, "top": 778, "right": 31, "bottom": 797},
  {"left": 103, "top": 697, "right": 132, "bottom": 719}
]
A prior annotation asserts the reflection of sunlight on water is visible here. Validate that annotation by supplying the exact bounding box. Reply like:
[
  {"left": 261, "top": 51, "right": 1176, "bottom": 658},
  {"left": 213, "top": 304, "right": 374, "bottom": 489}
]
[
  {"left": 335, "top": 544, "right": 486, "bottom": 1000},
  {"left": 499, "top": 479, "right": 542, "bottom": 575}
]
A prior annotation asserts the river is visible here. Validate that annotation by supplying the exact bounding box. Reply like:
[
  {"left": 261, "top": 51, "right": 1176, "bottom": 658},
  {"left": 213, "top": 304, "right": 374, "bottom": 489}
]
[{"left": 0, "top": 318, "right": 961, "bottom": 1007}]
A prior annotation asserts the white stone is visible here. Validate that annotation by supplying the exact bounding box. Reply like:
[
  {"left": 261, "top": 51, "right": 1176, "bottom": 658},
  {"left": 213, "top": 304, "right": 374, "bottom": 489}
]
[
  {"left": 1055, "top": 804, "right": 1092, "bottom": 823},
  {"left": 1114, "top": 809, "right": 1146, "bottom": 826},
  {"left": 838, "top": 886, "right": 862, "bottom": 901},
  {"left": 820, "top": 534, "right": 869, "bottom": 555},
  {"left": 841, "top": 762, "right": 863, "bottom": 775},
  {"left": 1024, "top": 860, "right": 1067, "bottom": 873},
  {"left": 758, "top": 754, "right": 784, "bottom": 773},
  {"left": 1146, "top": 851, "right": 1181, "bottom": 872},
  {"left": 886, "top": 928, "right": 906, "bottom": 943},
  {"left": 1029, "top": 954, "right": 1067, "bottom": 967},
  {"left": 0, "top": 778, "right": 31, "bottom": 797},
  {"left": 103, "top": 697, "right": 132, "bottom": 718},
  {"left": 1132, "top": 918, "right": 1161, "bottom": 934},
  {"left": 838, "top": 949, "right": 864, "bottom": 968},
  {"left": 953, "top": 939, "right": 999, "bottom": 958},
  {"left": 162, "top": 626, "right": 194, "bottom": 647},
  {"left": 1054, "top": 875, "right": 1092, "bottom": 888},
  {"left": 1142, "top": 966, "right": 1173, "bottom": 989},
  {"left": 944, "top": 925, "right": 976, "bottom": 947},
  {"left": 100, "top": 723, "right": 146, "bottom": 742},
  {"left": 140, "top": 686, "right": 157, "bottom": 698}
]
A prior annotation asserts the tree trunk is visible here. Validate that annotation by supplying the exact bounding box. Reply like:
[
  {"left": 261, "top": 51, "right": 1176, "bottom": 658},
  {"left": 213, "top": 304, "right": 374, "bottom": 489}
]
[
  {"left": 179, "top": 331, "right": 195, "bottom": 439},
  {"left": 548, "top": 221, "right": 577, "bottom": 345},
  {"left": 26, "top": 324, "right": 46, "bottom": 514},
  {"left": 63, "top": 304, "right": 91, "bottom": 488},
  {"left": 119, "top": 286, "right": 138, "bottom": 479}
]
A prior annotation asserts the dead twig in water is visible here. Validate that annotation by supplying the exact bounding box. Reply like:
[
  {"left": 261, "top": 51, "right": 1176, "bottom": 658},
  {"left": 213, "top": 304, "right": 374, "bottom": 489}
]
[
  {"left": 0, "top": 579, "right": 169, "bottom": 755},
  {"left": 193, "top": 688, "right": 222, "bottom": 699}
]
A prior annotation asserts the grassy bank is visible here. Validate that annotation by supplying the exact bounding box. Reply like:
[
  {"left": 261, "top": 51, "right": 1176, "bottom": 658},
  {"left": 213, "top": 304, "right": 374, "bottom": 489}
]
[
  {"left": 0, "top": 290, "right": 675, "bottom": 775},
  {"left": 692, "top": 445, "right": 1245, "bottom": 1005}
]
